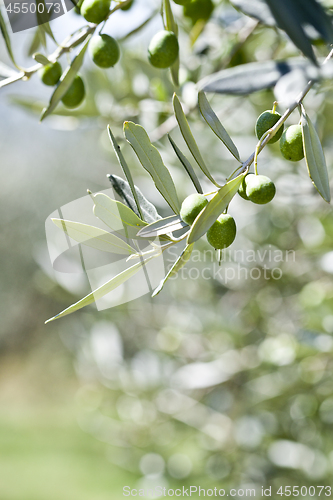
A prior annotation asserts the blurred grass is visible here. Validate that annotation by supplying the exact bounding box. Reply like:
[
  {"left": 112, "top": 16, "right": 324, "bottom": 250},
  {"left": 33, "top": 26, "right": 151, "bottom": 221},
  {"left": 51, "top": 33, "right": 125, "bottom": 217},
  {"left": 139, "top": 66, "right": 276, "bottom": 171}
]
[{"left": 0, "top": 352, "right": 130, "bottom": 500}]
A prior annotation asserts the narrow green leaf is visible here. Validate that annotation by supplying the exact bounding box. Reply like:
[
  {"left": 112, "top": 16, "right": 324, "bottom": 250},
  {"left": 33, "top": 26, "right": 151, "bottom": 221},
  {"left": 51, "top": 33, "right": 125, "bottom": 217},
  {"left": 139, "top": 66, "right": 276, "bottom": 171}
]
[
  {"left": 301, "top": 105, "right": 331, "bottom": 203},
  {"left": 33, "top": 53, "right": 50, "bottom": 65},
  {"left": 28, "top": 28, "right": 43, "bottom": 56},
  {"left": 173, "top": 94, "right": 219, "bottom": 186},
  {"left": 90, "top": 192, "right": 147, "bottom": 239},
  {"left": 40, "top": 36, "right": 90, "bottom": 121},
  {"left": 107, "top": 174, "right": 162, "bottom": 223},
  {"left": 188, "top": 173, "right": 245, "bottom": 244},
  {"left": 52, "top": 219, "right": 135, "bottom": 255},
  {"left": 168, "top": 135, "right": 203, "bottom": 194},
  {"left": 107, "top": 126, "right": 143, "bottom": 220},
  {"left": 0, "top": 8, "right": 17, "bottom": 67},
  {"left": 36, "top": 0, "right": 56, "bottom": 42},
  {"left": 45, "top": 256, "right": 154, "bottom": 323},
  {"left": 198, "top": 91, "right": 241, "bottom": 162},
  {"left": 124, "top": 121, "right": 180, "bottom": 214},
  {"left": 152, "top": 244, "right": 193, "bottom": 296},
  {"left": 137, "top": 215, "right": 187, "bottom": 238}
]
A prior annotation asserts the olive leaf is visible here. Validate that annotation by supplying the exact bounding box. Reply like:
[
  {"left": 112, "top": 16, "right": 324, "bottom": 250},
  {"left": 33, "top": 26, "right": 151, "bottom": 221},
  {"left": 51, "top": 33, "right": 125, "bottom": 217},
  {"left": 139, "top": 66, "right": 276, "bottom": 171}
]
[
  {"left": 123, "top": 121, "right": 180, "bottom": 214},
  {"left": 168, "top": 135, "right": 203, "bottom": 194},
  {"left": 188, "top": 172, "right": 245, "bottom": 244},
  {"left": 33, "top": 53, "right": 50, "bottom": 65},
  {"left": 265, "top": 0, "right": 333, "bottom": 64},
  {"left": 152, "top": 243, "right": 194, "bottom": 297},
  {"left": 301, "top": 105, "right": 331, "bottom": 203},
  {"left": 199, "top": 59, "right": 319, "bottom": 95},
  {"left": 173, "top": 93, "right": 219, "bottom": 186},
  {"left": 45, "top": 256, "right": 155, "bottom": 323},
  {"left": 0, "top": 8, "right": 18, "bottom": 68},
  {"left": 90, "top": 191, "right": 147, "bottom": 239},
  {"left": 52, "top": 219, "right": 135, "bottom": 255},
  {"left": 40, "top": 36, "right": 91, "bottom": 121},
  {"left": 36, "top": 0, "right": 56, "bottom": 42},
  {"left": 108, "top": 174, "right": 162, "bottom": 223},
  {"left": 198, "top": 91, "right": 241, "bottom": 162},
  {"left": 137, "top": 215, "right": 188, "bottom": 238},
  {"left": 108, "top": 126, "right": 143, "bottom": 220}
]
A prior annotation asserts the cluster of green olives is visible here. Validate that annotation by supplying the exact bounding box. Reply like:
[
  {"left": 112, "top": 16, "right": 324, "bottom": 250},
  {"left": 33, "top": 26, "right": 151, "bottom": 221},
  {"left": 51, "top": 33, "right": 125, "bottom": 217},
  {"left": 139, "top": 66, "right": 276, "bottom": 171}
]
[
  {"left": 39, "top": 0, "right": 123, "bottom": 107},
  {"left": 180, "top": 194, "right": 237, "bottom": 250},
  {"left": 256, "top": 108, "right": 305, "bottom": 162},
  {"left": 39, "top": 62, "right": 85, "bottom": 109}
]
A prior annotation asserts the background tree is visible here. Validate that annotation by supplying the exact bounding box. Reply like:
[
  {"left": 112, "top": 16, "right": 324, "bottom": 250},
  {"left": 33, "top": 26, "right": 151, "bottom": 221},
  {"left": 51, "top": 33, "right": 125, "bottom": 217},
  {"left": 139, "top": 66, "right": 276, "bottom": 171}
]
[{"left": 1, "top": 0, "right": 333, "bottom": 497}]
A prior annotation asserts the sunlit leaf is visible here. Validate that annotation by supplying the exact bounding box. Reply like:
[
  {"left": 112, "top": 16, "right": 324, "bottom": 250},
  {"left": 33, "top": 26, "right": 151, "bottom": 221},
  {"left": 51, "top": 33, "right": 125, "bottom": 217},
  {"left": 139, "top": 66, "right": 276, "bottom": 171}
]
[
  {"left": 52, "top": 219, "right": 135, "bottom": 254},
  {"left": 107, "top": 174, "right": 162, "bottom": 223},
  {"left": 45, "top": 256, "right": 155, "bottom": 323},
  {"left": 137, "top": 215, "right": 187, "bottom": 238},
  {"left": 90, "top": 192, "right": 147, "bottom": 239},
  {"left": 198, "top": 91, "right": 241, "bottom": 162},
  {"left": 301, "top": 105, "right": 331, "bottom": 203},
  {"left": 188, "top": 173, "right": 245, "bottom": 244},
  {"left": 108, "top": 126, "right": 143, "bottom": 220},
  {"left": 173, "top": 93, "right": 219, "bottom": 186},
  {"left": 40, "top": 36, "right": 90, "bottom": 121},
  {"left": 124, "top": 121, "right": 180, "bottom": 214},
  {"left": 199, "top": 59, "right": 319, "bottom": 95},
  {"left": 152, "top": 243, "right": 193, "bottom": 296},
  {"left": 168, "top": 135, "right": 203, "bottom": 194}
]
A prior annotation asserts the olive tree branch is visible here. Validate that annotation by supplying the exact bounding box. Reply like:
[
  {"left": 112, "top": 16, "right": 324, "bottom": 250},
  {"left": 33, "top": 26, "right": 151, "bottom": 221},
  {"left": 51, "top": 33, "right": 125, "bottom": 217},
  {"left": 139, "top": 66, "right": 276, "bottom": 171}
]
[
  {"left": 0, "top": 0, "right": 132, "bottom": 89},
  {"left": 239, "top": 46, "right": 333, "bottom": 176}
]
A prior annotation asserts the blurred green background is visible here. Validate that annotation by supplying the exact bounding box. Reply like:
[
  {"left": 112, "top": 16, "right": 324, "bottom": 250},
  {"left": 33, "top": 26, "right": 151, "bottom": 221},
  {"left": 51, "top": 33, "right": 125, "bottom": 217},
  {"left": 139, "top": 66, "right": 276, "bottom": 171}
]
[{"left": 1, "top": 0, "right": 333, "bottom": 498}]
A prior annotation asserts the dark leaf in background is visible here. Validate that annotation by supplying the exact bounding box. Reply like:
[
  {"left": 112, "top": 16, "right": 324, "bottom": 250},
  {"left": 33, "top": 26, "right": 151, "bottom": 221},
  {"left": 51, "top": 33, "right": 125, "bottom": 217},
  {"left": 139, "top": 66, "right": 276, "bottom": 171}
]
[
  {"left": 108, "top": 174, "right": 162, "bottom": 224},
  {"left": 264, "top": 0, "right": 333, "bottom": 65}
]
